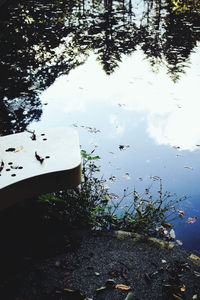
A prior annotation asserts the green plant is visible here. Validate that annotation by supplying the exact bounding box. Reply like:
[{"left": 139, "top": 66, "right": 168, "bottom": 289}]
[{"left": 38, "top": 150, "right": 186, "bottom": 238}]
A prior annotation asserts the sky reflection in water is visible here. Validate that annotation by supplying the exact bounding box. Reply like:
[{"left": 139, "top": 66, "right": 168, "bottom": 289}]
[{"left": 28, "top": 48, "right": 200, "bottom": 253}]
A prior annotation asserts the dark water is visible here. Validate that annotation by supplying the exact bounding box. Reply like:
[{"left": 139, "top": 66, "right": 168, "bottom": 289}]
[{"left": 1, "top": 0, "right": 200, "bottom": 252}]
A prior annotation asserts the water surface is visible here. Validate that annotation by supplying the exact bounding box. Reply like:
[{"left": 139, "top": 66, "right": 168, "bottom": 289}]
[{"left": 1, "top": 0, "right": 200, "bottom": 252}]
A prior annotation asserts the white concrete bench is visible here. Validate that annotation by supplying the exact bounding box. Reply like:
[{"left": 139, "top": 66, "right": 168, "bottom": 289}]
[{"left": 0, "top": 127, "right": 81, "bottom": 210}]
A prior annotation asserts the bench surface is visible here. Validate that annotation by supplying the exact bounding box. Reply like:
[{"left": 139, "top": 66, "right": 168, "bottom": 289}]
[{"left": 0, "top": 127, "right": 81, "bottom": 210}]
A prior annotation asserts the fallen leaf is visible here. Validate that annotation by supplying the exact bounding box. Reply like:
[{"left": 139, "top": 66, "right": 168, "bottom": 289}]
[
  {"left": 165, "top": 223, "right": 173, "bottom": 228},
  {"left": 187, "top": 216, "right": 197, "bottom": 224},
  {"left": 176, "top": 240, "right": 183, "bottom": 246},
  {"left": 189, "top": 253, "right": 200, "bottom": 261},
  {"left": 150, "top": 175, "right": 160, "bottom": 181},
  {"left": 119, "top": 145, "right": 130, "bottom": 151},
  {"left": 184, "top": 166, "right": 193, "bottom": 170},
  {"left": 178, "top": 209, "right": 184, "bottom": 217},
  {"left": 0, "top": 160, "right": 4, "bottom": 172},
  {"left": 109, "top": 176, "right": 116, "bottom": 182},
  {"left": 115, "top": 284, "right": 131, "bottom": 290},
  {"left": 169, "top": 229, "right": 176, "bottom": 239},
  {"left": 110, "top": 193, "right": 119, "bottom": 200},
  {"left": 123, "top": 173, "right": 130, "bottom": 180},
  {"left": 35, "top": 151, "right": 44, "bottom": 164},
  {"left": 5, "top": 147, "right": 16, "bottom": 152},
  {"left": 14, "top": 146, "right": 24, "bottom": 152}
]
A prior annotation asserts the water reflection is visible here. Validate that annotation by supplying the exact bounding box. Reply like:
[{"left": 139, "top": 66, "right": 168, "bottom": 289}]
[
  {"left": 1, "top": 0, "right": 200, "bottom": 134},
  {"left": 29, "top": 50, "right": 200, "bottom": 252},
  {"left": 1, "top": 0, "right": 200, "bottom": 251}
]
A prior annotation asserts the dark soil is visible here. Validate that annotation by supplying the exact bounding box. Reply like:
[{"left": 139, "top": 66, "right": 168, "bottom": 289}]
[{"left": 0, "top": 206, "right": 200, "bottom": 300}]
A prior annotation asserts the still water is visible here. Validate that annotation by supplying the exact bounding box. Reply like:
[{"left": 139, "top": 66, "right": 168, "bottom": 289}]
[{"left": 1, "top": 0, "right": 200, "bottom": 252}]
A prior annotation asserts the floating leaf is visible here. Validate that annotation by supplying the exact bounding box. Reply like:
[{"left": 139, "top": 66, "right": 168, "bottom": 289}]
[
  {"left": 189, "top": 253, "right": 200, "bottom": 261},
  {"left": 178, "top": 209, "right": 184, "bottom": 217},
  {"left": 176, "top": 240, "right": 183, "bottom": 246},
  {"left": 119, "top": 145, "right": 130, "bottom": 151},
  {"left": 184, "top": 166, "right": 193, "bottom": 170},
  {"left": 5, "top": 148, "right": 16, "bottom": 152},
  {"left": 110, "top": 193, "right": 119, "bottom": 200},
  {"left": 187, "top": 216, "right": 197, "bottom": 224},
  {"left": 150, "top": 175, "right": 160, "bottom": 181},
  {"left": 165, "top": 223, "right": 173, "bottom": 228},
  {"left": 169, "top": 229, "right": 176, "bottom": 239},
  {"left": 115, "top": 284, "right": 131, "bottom": 290},
  {"left": 109, "top": 175, "right": 116, "bottom": 182},
  {"left": 14, "top": 146, "right": 23, "bottom": 152},
  {"left": 123, "top": 173, "right": 130, "bottom": 180},
  {"left": 35, "top": 151, "right": 44, "bottom": 164},
  {"left": 0, "top": 160, "right": 4, "bottom": 172}
]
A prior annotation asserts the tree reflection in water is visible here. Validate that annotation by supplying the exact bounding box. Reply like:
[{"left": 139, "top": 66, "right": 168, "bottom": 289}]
[{"left": 0, "top": 0, "right": 200, "bottom": 134}]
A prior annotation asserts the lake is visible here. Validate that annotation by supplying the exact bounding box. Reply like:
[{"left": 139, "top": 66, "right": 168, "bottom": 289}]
[{"left": 1, "top": 0, "right": 200, "bottom": 253}]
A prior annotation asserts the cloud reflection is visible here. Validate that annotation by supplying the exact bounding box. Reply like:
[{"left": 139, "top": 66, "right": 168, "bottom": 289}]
[{"left": 40, "top": 49, "right": 200, "bottom": 151}]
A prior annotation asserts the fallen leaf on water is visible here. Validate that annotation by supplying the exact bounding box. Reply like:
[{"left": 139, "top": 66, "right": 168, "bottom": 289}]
[
  {"left": 189, "top": 253, "right": 200, "bottom": 261},
  {"left": 110, "top": 193, "right": 119, "bottom": 200},
  {"left": 164, "top": 223, "right": 173, "bottom": 228},
  {"left": 150, "top": 175, "right": 160, "bottom": 181},
  {"left": 5, "top": 147, "right": 16, "bottom": 152},
  {"left": 119, "top": 145, "right": 130, "bottom": 151},
  {"left": 176, "top": 240, "right": 183, "bottom": 246},
  {"left": 109, "top": 175, "right": 116, "bottom": 182},
  {"left": 14, "top": 146, "right": 24, "bottom": 152},
  {"left": 123, "top": 173, "right": 130, "bottom": 180},
  {"left": 178, "top": 209, "right": 184, "bottom": 217},
  {"left": 184, "top": 166, "right": 193, "bottom": 170},
  {"left": 35, "top": 151, "right": 44, "bottom": 164},
  {"left": 169, "top": 229, "right": 176, "bottom": 239},
  {"left": 0, "top": 160, "right": 4, "bottom": 172},
  {"left": 115, "top": 284, "right": 131, "bottom": 290},
  {"left": 187, "top": 216, "right": 197, "bottom": 224}
]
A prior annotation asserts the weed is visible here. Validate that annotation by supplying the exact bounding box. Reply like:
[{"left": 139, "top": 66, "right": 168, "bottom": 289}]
[{"left": 38, "top": 150, "right": 186, "bottom": 238}]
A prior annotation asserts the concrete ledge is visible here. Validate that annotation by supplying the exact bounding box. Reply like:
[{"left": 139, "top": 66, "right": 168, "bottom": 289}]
[{"left": 0, "top": 127, "right": 81, "bottom": 210}]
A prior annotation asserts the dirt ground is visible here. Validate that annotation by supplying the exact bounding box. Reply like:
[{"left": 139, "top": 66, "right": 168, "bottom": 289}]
[{"left": 0, "top": 217, "right": 200, "bottom": 300}]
